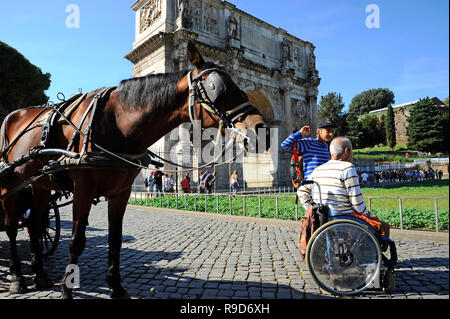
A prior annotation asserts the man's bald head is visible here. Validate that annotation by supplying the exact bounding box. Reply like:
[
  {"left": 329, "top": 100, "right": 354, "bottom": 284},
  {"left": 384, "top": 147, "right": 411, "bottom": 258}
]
[{"left": 330, "top": 137, "right": 353, "bottom": 162}]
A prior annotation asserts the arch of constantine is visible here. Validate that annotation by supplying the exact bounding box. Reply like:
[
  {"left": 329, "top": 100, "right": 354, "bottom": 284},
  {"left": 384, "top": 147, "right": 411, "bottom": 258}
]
[{"left": 125, "top": 0, "right": 321, "bottom": 190}]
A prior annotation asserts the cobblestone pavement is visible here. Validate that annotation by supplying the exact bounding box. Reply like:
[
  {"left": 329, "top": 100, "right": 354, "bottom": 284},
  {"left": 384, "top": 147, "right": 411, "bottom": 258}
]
[{"left": 0, "top": 201, "right": 448, "bottom": 300}]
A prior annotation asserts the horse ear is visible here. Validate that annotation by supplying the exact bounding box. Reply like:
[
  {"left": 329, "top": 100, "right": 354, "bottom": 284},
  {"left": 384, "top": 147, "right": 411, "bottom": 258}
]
[{"left": 187, "top": 42, "right": 205, "bottom": 69}]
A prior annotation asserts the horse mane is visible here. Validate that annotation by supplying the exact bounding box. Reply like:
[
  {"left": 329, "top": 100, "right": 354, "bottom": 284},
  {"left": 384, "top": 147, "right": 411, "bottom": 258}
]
[
  {"left": 116, "top": 70, "right": 189, "bottom": 113},
  {"left": 116, "top": 62, "right": 227, "bottom": 113}
]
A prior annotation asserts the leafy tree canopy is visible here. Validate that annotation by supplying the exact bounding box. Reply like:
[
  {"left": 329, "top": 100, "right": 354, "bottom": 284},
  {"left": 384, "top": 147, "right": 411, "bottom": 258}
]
[
  {"left": 318, "top": 92, "right": 347, "bottom": 136},
  {"left": 0, "top": 41, "right": 51, "bottom": 121},
  {"left": 407, "top": 97, "right": 447, "bottom": 152},
  {"left": 348, "top": 88, "right": 395, "bottom": 116}
]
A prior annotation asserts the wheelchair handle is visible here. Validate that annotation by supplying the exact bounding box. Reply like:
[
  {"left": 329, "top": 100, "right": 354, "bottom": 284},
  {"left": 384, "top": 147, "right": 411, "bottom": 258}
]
[{"left": 294, "top": 179, "right": 322, "bottom": 205}]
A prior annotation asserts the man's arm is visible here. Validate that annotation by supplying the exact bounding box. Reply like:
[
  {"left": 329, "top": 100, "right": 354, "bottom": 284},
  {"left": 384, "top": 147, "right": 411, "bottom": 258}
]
[
  {"left": 343, "top": 167, "right": 370, "bottom": 216},
  {"left": 297, "top": 183, "right": 313, "bottom": 210},
  {"left": 281, "top": 126, "right": 311, "bottom": 151},
  {"left": 281, "top": 131, "right": 301, "bottom": 151}
]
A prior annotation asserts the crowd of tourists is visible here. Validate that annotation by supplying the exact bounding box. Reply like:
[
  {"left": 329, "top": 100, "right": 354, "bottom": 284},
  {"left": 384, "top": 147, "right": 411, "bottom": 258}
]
[
  {"left": 358, "top": 167, "right": 444, "bottom": 187},
  {"left": 144, "top": 169, "right": 220, "bottom": 197}
]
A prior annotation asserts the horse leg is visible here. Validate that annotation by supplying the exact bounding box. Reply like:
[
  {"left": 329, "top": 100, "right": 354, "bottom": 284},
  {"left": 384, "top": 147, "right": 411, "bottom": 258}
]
[
  {"left": 3, "top": 198, "right": 27, "bottom": 293},
  {"left": 29, "top": 190, "right": 53, "bottom": 289},
  {"left": 106, "top": 190, "right": 130, "bottom": 299},
  {"left": 60, "top": 191, "right": 93, "bottom": 299}
]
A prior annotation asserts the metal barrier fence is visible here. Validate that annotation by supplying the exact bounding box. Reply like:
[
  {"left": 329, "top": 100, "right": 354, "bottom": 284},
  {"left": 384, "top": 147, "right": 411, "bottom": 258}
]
[
  {"left": 129, "top": 192, "right": 448, "bottom": 233},
  {"left": 366, "top": 196, "right": 448, "bottom": 232}
]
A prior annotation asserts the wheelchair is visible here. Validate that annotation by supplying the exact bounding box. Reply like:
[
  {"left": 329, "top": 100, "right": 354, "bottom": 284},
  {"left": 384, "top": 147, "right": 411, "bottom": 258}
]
[{"left": 299, "top": 180, "right": 397, "bottom": 296}]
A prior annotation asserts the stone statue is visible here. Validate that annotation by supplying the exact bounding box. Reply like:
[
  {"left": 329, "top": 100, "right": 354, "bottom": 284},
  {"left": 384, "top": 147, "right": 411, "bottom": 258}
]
[
  {"left": 228, "top": 15, "right": 238, "bottom": 39},
  {"left": 294, "top": 47, "right": 302, "bottom": 68},
  {"left": 309, "top": 52, "right": 316, "bottom": 71},
  {"left": 281, "top": 39, "right": 290, "bottom": 60},
  {"left": 178, "top": 0, "right": 188, "bottom": 18}
]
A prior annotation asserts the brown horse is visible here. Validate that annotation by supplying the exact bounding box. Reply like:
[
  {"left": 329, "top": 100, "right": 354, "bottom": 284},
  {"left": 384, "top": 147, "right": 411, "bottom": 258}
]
[{"left": 0, "top": 43, "right": 268, "bottom": 298}]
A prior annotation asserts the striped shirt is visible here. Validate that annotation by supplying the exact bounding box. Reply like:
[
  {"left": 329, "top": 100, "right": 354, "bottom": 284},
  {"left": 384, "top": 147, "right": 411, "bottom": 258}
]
[
  {"left": 297, "top": 160, "right": 370, "bottom": 216},
  {"left": 281, "top": 131, "right": 330, "bottom": 179}
]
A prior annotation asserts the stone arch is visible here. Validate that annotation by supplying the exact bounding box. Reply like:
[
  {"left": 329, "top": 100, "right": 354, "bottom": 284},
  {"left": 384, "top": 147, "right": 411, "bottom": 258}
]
[{"left": 245, "top": 90, "right": 274, "bottom": 121}]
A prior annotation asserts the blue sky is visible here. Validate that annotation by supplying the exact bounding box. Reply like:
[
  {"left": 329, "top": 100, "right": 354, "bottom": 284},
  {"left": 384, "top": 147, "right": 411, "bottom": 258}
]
[{"left": 0, "top": 0, "right": 448, "bottom": 110}]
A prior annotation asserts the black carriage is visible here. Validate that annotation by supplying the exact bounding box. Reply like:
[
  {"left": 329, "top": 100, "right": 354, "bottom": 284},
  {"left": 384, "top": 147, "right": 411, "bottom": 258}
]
[{"left": 0, "top": 187, "right": 68, "bottom": 257}]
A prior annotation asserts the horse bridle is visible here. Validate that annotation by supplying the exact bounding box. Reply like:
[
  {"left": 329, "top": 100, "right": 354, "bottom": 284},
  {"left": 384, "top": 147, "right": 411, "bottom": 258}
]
[{"left": 187, "top": 67, "right": 258, "bottom": 142}]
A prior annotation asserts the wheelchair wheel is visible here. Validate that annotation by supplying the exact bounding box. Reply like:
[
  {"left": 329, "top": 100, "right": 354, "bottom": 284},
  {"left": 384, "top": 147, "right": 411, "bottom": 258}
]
[{"left": 306, "top": 219, "right": 382, "bottom": 296}]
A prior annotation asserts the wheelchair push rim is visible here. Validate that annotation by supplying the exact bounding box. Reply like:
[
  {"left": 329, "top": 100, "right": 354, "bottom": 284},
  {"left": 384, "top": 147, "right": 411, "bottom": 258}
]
[{"left": 306, "top": 219, "right": 382, "bottom": 296}]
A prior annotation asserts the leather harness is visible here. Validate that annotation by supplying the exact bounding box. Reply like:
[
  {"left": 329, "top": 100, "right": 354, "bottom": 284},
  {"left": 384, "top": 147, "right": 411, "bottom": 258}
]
[{"left": 0, "top": 68, "right": 262, "bottom": 200}]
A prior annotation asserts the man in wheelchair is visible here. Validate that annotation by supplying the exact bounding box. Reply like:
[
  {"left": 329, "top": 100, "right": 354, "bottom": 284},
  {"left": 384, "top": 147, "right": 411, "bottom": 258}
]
[
  {"left": 297, "top": 137, "right": 397, "bottom": 294},
  {"left": 297, "top": 137, "right": 390, "bottom": 250}
]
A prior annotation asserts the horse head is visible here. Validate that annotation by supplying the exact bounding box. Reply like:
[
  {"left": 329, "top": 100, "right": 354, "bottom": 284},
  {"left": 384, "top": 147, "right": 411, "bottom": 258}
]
[{"left": 185, "top": 42, "right": 270, "bottom": 153}]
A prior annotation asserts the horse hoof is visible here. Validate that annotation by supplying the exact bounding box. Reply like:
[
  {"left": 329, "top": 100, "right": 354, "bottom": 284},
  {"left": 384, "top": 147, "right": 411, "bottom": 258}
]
[
  {"left": 60, "top": 283, "right": 73, "bottom": 300},
  {"left": 9, "top": 280, "right": 27, "bottom": 294},
  {"left": 35, "top": 275, "right": 53, "bottom": 289},
  {"left": 111, "top": 287, "right": 130, "bottom": 299},
  {"left": 61, "top": 290, "right": 73, "bottom": 300}
]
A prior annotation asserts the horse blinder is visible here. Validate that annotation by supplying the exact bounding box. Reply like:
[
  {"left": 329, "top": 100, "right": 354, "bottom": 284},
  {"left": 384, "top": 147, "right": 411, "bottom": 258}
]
[{"left": 202, "top": 71, "right": 227, "bottom": 103}]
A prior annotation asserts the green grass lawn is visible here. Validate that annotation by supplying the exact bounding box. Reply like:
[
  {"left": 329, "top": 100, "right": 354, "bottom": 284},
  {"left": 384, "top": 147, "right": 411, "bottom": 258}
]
[
  {"left": 353, "top": 142, "right": 448, "bottom": 162},
  {"left": 362, "top": 179, "right": 449, "bottom": 230},
  {"left": 363, "top": 179, "right": 449, "bottom": 209},
  {"left": 130, "top": 179, "right": 449, "bottom": 231}
]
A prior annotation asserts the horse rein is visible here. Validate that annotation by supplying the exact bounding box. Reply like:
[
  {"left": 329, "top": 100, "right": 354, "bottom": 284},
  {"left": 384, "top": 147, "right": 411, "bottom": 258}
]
[{"left": 0, "top": 69, "right": 261, "bottom": 193}]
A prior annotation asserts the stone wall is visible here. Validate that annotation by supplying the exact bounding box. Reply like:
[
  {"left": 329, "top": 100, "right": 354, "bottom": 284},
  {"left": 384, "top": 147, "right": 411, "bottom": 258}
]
[{"left": 367, "top": 98, "right": 448, "bottom": 144}]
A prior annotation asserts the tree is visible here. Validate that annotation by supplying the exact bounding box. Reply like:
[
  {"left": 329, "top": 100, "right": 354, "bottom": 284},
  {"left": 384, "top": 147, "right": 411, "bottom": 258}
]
[
  {"left": 347, "top": 88, "right": 394, "bottom": 148},
  {"left": 318, "top": 92, "right": 347, "bottom": 136},
  {"left": 385, "top": 104, "right": 396, "bottom": 149},
  {"left": 0, "top": 41, "right": 51, "bottom": 122},
  {"left": 357, "top": 114, "right": 385, "bottom": 148},
  {"left": 346, "top": 112, "right": 363, "bottom": 148},
  {"left": 407, "top": 97, "right": 447, "bottom": 152},
  {"left": 348, "top": 88, "right": 395, "bottom": 116},
  {"left": 443, "top": 97, "right": 449, "bottom": 106}
]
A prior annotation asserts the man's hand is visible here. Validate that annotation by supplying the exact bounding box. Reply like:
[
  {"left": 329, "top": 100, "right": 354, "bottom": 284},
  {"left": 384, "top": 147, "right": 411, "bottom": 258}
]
[{"left": 299, "top": 126, "right": 311, "bottom": 137}]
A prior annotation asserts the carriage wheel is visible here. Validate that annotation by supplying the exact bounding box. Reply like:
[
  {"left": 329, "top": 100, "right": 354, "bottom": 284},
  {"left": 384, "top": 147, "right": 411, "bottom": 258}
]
[
  {"left": 40, "top": 201, "right": 61, "bottom": 257},
  {"left": 305, "top": 219, "right": 382, "bottom": 296}
]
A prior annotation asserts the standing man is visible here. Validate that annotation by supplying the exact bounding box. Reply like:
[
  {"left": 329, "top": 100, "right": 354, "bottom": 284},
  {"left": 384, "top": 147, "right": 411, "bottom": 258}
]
[
  {"left": 361, "top": 171, "right": 369, "bottom": 187},
  {"left": 145, "top": 171, "right": 154, "bottom": 199},
  {"left": 281, "top": 118, "right": 335, "bottom": 180},
  {"left": 203, "top": 171, "right": 216, "bottom": 194},
  {"left": 153, "top": 169, "right": 164, "bottom": 197}
]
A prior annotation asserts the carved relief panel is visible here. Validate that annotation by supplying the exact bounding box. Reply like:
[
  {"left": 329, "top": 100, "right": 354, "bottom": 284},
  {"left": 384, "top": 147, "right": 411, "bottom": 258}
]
[
  {"left": 140, "top": 0, "right": 162, "bottom": 33},
  {"left": 190, "top": 0, "right": 202, "bottom": 30},
  {"left": 291, "top": 98, "right": 308, "bottom": 120},
  {"left": 204, "top": 4, "right": 218, "bottom": 34}
]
